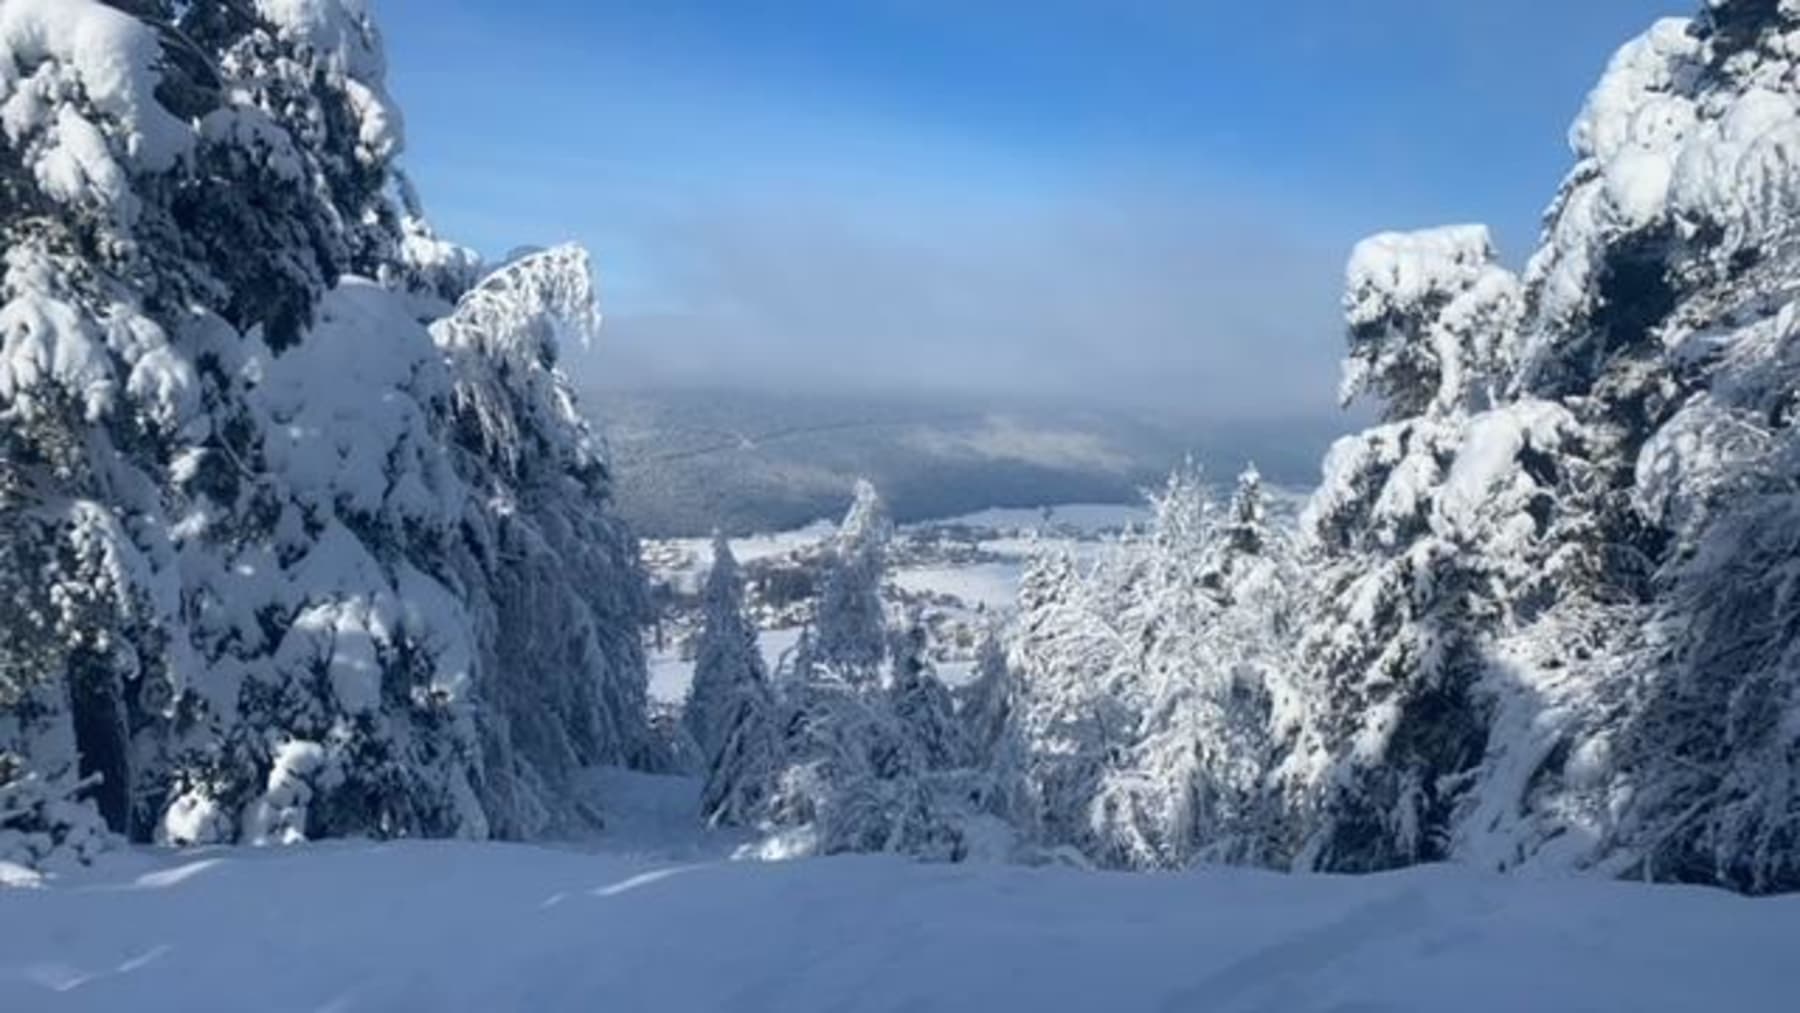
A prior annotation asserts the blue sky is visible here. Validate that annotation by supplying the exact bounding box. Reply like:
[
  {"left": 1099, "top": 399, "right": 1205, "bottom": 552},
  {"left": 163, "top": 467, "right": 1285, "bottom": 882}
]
[{"left": 379, "top": 0, "right": 1686, "bottom": 417}]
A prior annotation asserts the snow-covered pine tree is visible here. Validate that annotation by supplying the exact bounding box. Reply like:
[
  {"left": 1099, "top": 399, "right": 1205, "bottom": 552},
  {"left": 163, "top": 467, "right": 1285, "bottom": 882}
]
[
  {"left": 886, "top": 609, "right": 968, "bottom": 772},
  {"left": 1070, "top": 464, "right": 1302, "bottom": 870},
  {"left": 700, "top": 612, "right": 809, "bottom": 833},
  {"left": 813, "top": 479, "right": 892, "bottom": 680},
  {"left": 698, "top": 669, "right": 781, "bottom": 830},
  {"left": 1084, "top": 465, "right": 1220, "bottom": 869},
  {"left": 1005, "top": 543, "right": 1142, "bottom": 858},
  {"left": 429, "top": 243, "right": 655, "bottom": 837},
  {"left": 955, "top": 623, "right": 1031, "bottom": 830},
  {"left": 1176, "top": 465, "right": 1302, "bottom": 867},
  {"left": 1222, "top": 466, "right": 1267, "bottom": 557},
  {"left": 1519, "top": 0, "right": 1800, "bottom": 893},
  {"left": 1297, "top": 0, "right": 1800, "bottom": 892},
  {"left": 723, "top": 578, "right": 982, "bottom": 859},
  {"left": 751, "top": 669, "right": 958, "bottom": 860},
  {"left": 0, "top": 0, "right": 650, "bottom": 866},
  {"left": 1286, "top": 222, "right": 1586, "bottom": 873},
  {"left": 958, "top": 624, "right": 1016, "bottom": 765},
  {"left": 685, "top": 534, "right": 768, "bottom": 767}
]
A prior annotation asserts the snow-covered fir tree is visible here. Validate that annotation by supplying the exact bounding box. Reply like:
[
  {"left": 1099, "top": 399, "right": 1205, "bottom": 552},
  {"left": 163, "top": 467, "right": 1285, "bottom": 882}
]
[
  {"left": 1004, "top": 542, "right": 1142, "bottom": 857},
  {"left": 697, "top": 670, "right": 781, "bottom": 830},
  {"left": 684, "top": 534, "right": 768, "bottom": 767},
  {"left": 886, "top": 609, "right": 968, "bottom": 772},
  {"left": 0, "top": 0, "right": 649, "bottom": 867},
  {"left": 1006, "top": 464, "right": 1302, "bottom": 870},
  {"left": 706, "top": 509, "right": 1006, "bottom": 859},
  {"left": 687, "top": 532, "right": 785, "bottom": 829},
  {"left": 748, "top": 656, "right": 960, "bottom": 861},
  {"left": 407, "top": 241, "right": 656, "bottom": 840},
  {"left": 957, "top": 624, "right": 1016, "bottom": 766},
  {"left": 813, "top": 479, "right": 892, "bottom": 680},
  {"left": 954, "top": 622, "right": 1031, "bottom": 832},
  {"left": 1157, "top": 465, "right": 1301, "bottom": 868},
  {"left": 1532, "top": 0, "right": 1800, "bottom": 893},
  {"left": 1289, "top": 0, "right": 1800, "bottom": 892},
  {"left": 1288, "top": 224, "right": 1570, "bottom": 873}
]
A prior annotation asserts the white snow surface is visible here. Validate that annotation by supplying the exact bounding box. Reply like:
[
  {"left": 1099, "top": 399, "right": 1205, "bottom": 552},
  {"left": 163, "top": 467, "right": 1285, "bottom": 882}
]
[
  {"left": 892, "top": 562, "right": 1022, "bottom": 612},
  {"left": 1344, "top": 225, "right": 1500, "bottom": 331},
  {"left": 0, "top": 0, "right": 192, "bottom": 176},
  {"left": 1, "top": 834, "right": 1794, "bottom": 1012}
]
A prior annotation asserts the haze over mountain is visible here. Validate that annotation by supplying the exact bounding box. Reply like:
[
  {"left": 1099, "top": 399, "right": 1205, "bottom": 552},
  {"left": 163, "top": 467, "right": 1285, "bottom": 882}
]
[{"left": 592, "top": 386, "right": 1345, "bottom": 536}]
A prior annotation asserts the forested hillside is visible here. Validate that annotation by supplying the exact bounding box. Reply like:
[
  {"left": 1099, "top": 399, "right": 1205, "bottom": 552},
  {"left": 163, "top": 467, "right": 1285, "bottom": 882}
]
[{"left": 593, "top": 386, "right": 1342, "bottom": 538}]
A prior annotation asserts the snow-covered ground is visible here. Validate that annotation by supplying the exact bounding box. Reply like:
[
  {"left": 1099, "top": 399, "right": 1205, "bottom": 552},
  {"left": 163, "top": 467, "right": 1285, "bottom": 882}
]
[
  {"left": 3, "top": 823, "right": 1794, "bottom": 1012},
  {"left": 891, "top": 562, "right": 1022, "bottom": 612}
]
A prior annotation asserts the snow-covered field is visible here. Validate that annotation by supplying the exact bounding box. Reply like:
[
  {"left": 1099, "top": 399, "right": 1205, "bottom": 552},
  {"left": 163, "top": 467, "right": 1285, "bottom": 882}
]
[
  {"left": 891, "top": 562, "right": 1022, "bottom": 612},
  {"left": 3, "top": 817, "right": 1793, "bottom": 1012}
]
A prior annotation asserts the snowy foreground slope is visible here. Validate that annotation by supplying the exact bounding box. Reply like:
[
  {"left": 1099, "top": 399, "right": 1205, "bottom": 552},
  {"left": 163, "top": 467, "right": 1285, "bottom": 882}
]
[{"left": 2, "top": 827, "right": 1795, "bottom": 1012}]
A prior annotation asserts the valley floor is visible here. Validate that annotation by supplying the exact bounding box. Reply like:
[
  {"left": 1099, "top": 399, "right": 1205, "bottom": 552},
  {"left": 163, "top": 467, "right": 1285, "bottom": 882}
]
[{"left": 3, "top": 774, "right": 1794, "bottom": 1013}]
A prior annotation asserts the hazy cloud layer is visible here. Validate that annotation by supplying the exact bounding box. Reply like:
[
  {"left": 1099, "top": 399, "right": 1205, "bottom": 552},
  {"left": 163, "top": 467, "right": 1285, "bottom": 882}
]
[
  {"left": 902, "top": 415, "right": 1135, "bottom": 474},
  {"left": 580, "top": 187, "right": 1348, "bottom": 419}
]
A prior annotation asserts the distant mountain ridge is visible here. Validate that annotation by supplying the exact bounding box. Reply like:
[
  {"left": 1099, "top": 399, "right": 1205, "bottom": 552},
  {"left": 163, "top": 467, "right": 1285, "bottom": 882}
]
[{"left": 589, "top": 386, "right": 1346, "bottom": 536}]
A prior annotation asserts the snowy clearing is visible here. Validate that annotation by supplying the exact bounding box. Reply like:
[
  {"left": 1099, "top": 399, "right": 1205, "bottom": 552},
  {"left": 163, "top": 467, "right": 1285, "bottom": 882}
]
[{"left": 1, "top": 839, "right": 1793, "bottom": 1013}]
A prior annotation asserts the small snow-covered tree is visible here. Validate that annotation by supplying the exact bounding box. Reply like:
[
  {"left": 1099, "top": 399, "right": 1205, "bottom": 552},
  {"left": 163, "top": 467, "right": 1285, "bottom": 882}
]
[
  {"left": 1180, "top": 466, "right": 1303, "bottom": 867},
  {"left": 887, "top": 610, "right": 968, "bottom": 772},
  {"left": 752, "top": 671, "right": 963, "bottom": 861},
  {"left": 814, "top": 479, "right": 892, "bottom": 679},
  {"left": 698, "top": 675, "right": 782, "bottom": 830},
  {"left": 728, "top": 606, "right": 999, "bottom": 860},
  {"left": 0, "top": 759, "right": 111, "bottom": 873},
  {"left": 686, "top": 535, "right": 769, "bottom": 767},
  {"left": 1073, "top": 465, "right": 1303, "bottom": 869},
  {"left": 958, "top": 625, "right": 1015, "bottom": 764},
  {"left": 955, "top": 624, "right": 1031, "bottom": 830},
  {"left": 1005, "top": 543, "right": 1141, "bottom": 856}
]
